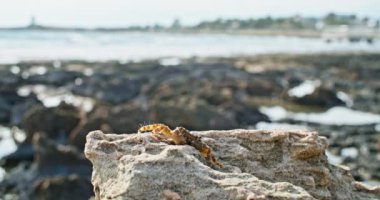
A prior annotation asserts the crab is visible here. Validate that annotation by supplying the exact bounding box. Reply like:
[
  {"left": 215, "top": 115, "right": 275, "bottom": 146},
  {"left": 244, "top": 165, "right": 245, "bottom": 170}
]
[{"left": 138, "top": 123, "right": 223, "bottom": 168}]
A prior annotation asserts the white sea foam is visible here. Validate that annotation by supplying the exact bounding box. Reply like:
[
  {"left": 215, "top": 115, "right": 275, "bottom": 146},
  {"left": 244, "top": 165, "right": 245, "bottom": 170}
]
[
  {"left": 255, "top": 122, "right": 308, "bottom": 131},
  {"left": 290, "top": 107, "right": 380, "bottom": 125},
  {"left": 10, "top": 65, "right": 20, "bottom": 74},
  {"left": 326, "top": 151, "right": 343, "bottom": 165},
  {"left": 288, "top": 80, "right": 321, "bottom": 98},
  {"left": 337, "top": 91, "right": 354, "bottom": 107},
  {"left": 17, "top": 85, "right": 95, "bottom": 112},
  {"left": 259, "top": 106, "right": 287, "bottom": 121},
  {"left": 0, "top": 167, "right": 5, "bottom": 182},
  {"left": 159, "top": 57, "right": 181, "bottom": 66},
  {"left": 375, "top": 124, "right": 380, "bottom": 132},
  {"left": 28, "top": 66, "right": 47, "bottom": 75},
  {"left": 260, "top": 106, "right": 380, "bottom": 125},
  {"left": 0, "top": 126, "right": 17, "bottom": 158},
  {"left": 341, "top": 147, "right": 359, "bottom": 158}
]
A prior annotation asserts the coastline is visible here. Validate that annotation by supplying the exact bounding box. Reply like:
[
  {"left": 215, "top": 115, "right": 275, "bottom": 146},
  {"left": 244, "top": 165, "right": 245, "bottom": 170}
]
[{"left": 1, "top": 27, "right": 380, "bottom": 39}]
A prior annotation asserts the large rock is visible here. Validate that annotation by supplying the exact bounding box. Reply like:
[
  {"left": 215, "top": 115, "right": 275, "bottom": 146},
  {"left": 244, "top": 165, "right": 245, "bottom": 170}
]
[
  {"left": 5, "top": 103, "right": 83, "bottom": 165},
  {"left": 149, "top": 100, "right": 239, "bottom": 130},
  {"left": 32, "top": 175, "right": 93, "bottom": 200},
  {"left": 70, "top": 73, "right": 142, "bottom": 104},
  {"left": 0, "top": 132, "right": 93, "bottom": 199},
  {"left": 33, "top": 132, "right": 92, "bottom": 177},
  {"left": 22, "top": 103, "right": 83, "bottom": 143},
  {"left": 85, "top": 129, "right": 380, "bottom": 200},
  {"left": 0, "top": 88, "right": 40, "bottom": 124},
  {"left": 27, "top": 70, "right": 82, "bottom": 86},
  {"left": 0, "top": 71, "right": 21, "bottom": 87}
]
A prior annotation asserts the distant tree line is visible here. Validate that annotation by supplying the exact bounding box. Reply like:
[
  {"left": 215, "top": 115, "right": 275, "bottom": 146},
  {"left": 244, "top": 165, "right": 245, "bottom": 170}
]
[
  {"left": 86, "top": 13, "right": 380, "bottom": 32},
  {"left": 185, "top": 13, "right": 379, "bottom": 31},
  {"left": 192, "top": 16, "right": 316, "bottom": 30}
]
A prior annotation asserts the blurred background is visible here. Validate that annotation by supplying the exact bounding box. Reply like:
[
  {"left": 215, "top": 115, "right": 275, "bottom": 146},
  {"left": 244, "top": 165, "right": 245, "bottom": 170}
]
[{"left": 0, "top": 0, "right": 379, "bottom": 199}]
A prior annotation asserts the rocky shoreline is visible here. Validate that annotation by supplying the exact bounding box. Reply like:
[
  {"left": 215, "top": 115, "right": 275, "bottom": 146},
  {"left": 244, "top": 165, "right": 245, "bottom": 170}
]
[{"left": 0, "top": 53, "right": 379, "bottom": 199}]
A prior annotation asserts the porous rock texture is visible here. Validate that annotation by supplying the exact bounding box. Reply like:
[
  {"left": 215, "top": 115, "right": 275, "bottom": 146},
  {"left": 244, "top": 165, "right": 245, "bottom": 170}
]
[{"left": 85, "top": 129, "right": 380, "bottom": 200}]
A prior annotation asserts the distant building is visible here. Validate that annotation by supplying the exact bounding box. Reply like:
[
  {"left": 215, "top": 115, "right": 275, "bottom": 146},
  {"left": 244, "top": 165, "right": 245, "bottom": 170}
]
[{"left": 321, "top": 25, "right": 375, "bottom": 43}]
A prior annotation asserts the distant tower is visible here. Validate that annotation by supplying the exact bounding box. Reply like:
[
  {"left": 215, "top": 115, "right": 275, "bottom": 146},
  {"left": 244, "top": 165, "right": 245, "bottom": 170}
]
[
  {"left": 171, "top": 18, "right": 181, "bottom": 29},
  {"left": 28, "top": 16, "right": 37, "bottom": 28}
]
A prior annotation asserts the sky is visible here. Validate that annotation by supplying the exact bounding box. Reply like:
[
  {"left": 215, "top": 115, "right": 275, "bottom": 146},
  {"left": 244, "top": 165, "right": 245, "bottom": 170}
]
[{"left": 0, "top": 0, "right": 379, "bottom": 28}]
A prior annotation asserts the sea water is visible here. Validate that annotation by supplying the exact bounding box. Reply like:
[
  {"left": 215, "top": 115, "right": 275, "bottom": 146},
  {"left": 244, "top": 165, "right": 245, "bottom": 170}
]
[{"left": 0, "top": 30, "right": 380, "bottom": 63}]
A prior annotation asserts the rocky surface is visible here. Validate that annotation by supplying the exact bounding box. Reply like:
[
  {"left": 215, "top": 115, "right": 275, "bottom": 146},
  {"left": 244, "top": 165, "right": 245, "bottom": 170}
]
[
  {"left": 85, "top": 129, "right": 380, "bottom": 200},
  {"left": 0, "top": 53, "right": 379, "bottom": 199}
]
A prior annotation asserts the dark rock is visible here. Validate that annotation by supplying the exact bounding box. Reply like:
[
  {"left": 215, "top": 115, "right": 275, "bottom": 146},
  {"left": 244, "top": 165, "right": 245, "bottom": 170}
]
[
  {"left": 3, "top": 142, "right": 34, "bottom": 167},
  {"left": 149, "top": 99, "right": 238, "bottom": 130},
  {"left": 227, "top": 105, "right": 270, "bottom": 125},
  {"left": 27, "top": 70, "right": 82, "bottom": 86},
  {"left": 33, "top": 133, "right": 91, "bottom": 176},
  {"left": 0, "top": 97, "right": 10, "bottom": 122},
  {"left": 289, "top": 87, "right": 345, "bottom": 107},
  {"left": 32, "top": 175, "right": 93, "bottom": 200},
  {"left": 0, "top": 71, "right": 21, "bottom": 87},
  {"left": 106, "top": 104, "right": 150, "bottom": 133},
  {"left": 245, "top": 78, "right": 282, "bottom": 97},
  {"left": 0, "top": 88, "right": 25, "bottom": 107},
  {"left": 0, "top": 88, "right": 40, "bottom": 124},
  {"left": 69, "top": 106, "right": 111, "bottom": 150},
  {"left": 22, "top": 103, "right": 83, "bottom": 143},
  {"left": 69, "top": 103, "right": 149, "bottom": 150},
  {"left": 1, "top": 132, "right": 92, "bottom": 199},
  {"left": 11, "top": 94, "right": 41, "bottom": 126},
  {"left": 287, "top": 76, "right": 303, "bottom": 88},
  {"left": 70, "top": 73, "right": 142, "bottom": 104},
  {"left": 5, "top": 103, "right": 83, "bottom": 164}
]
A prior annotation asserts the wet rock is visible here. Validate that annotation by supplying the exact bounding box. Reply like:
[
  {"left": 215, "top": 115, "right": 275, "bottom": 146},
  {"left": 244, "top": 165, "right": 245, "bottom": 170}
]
[
  {"left": 288, "top": 87, "right": 345, "bottom": 108},
  {"left": 316, "top": 124, "right": 380, "bottom": 182},
  {"left": 287, "top": 76, "right": 303, "bottom": 88},
  {"left": 32, "top": 175, "right": 93, "bottom": 200},
  {"left": 106, "top": 104, "right": 150, "bottom": 133},
  {"left": 22, "top": 103, "right": 83, "bottom": 143},
  {"left": 4, "top": 103, "right": 84, "bottom": 164},
  {"left": 69, "top": 106, "right": 111, "bottom": 151},
  {"left": 1, "top": 132, "right": 92, "bottom": 199},
  {"left": 0, "top": 71, "right": 22, "bottom": 87},
  {"left": 0, "top": 88, "right": 40, "bottom": 124},
  {"left": 70, "top": 73, "right": 142, "bottom": 104},
  {"left": 27, "top": 70, "right": 82, "bottom": 86},
  {"left": 11, "top": 94, "right": 41, "bottom": 126},
  {"left": 224, "top": 104, "right": 269, "bottom": 125},
  {"left": 245, "top": 78, "right": 282, "bottom": 97},
  {"left": 0, "top": 97, "right": 9, "bottom": 122},
  {"left": 149, "top": 99, "right": 238, "bottom": 130},
  {"left": 33, "top": 132, "right": 92, "bottom": 176},
  {"left": 0, "top": 89, "right": 25, "bottom": 121},
  {"left": 85, "top": 129, "right": 380, "bottom": 200}
]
